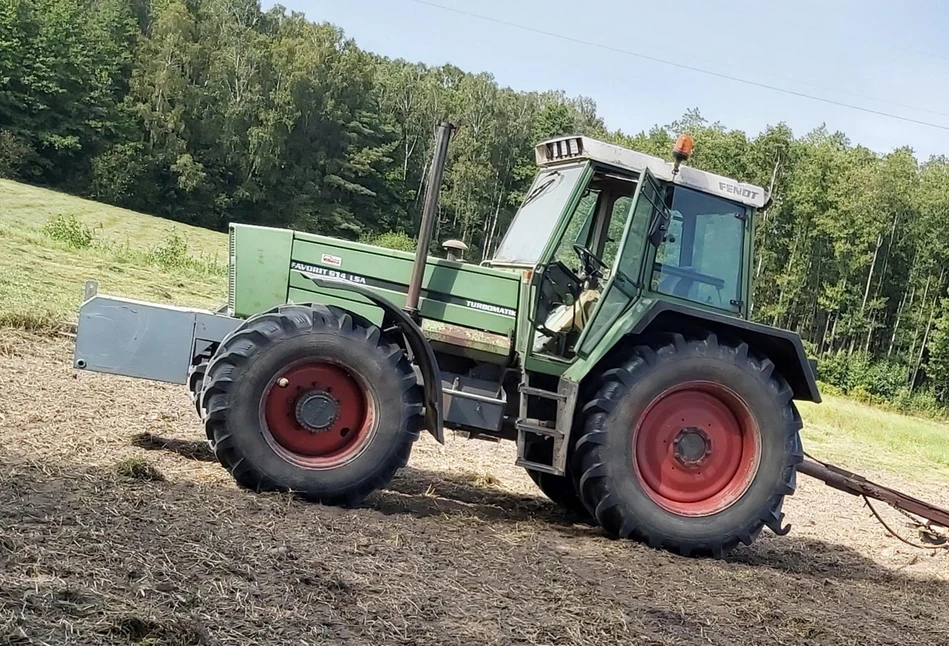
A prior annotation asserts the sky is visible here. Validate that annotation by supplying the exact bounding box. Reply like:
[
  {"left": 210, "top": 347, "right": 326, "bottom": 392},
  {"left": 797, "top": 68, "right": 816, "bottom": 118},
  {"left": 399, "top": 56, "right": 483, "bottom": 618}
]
[{"left": 263, "top": 0, "right": 949, "bottom": 160}]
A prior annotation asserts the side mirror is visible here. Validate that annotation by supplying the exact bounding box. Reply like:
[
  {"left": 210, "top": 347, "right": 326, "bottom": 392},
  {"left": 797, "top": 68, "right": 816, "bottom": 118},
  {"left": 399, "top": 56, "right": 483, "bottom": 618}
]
[{"left": 647, "top": 209, "right": 669, "bottom": 247}]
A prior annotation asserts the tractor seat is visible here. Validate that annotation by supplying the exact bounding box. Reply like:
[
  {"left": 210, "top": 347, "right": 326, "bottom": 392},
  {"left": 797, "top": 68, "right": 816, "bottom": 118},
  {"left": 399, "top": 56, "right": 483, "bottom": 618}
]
[{"left": 542, "top": 289, "right": 601, "bottom": 336}]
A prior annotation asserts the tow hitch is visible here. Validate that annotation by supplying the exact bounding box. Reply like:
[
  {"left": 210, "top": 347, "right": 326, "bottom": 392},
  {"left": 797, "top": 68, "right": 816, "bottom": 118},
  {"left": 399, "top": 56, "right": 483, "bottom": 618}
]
[{"left": 799, "top": 456, "right": 949, "bottom": 547}]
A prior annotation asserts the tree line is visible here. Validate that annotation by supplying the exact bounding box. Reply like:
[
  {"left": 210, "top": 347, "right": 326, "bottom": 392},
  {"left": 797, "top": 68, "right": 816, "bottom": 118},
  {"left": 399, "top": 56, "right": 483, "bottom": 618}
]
[{"left": 3, "top": 0, "right": 949, "bottom": 411}]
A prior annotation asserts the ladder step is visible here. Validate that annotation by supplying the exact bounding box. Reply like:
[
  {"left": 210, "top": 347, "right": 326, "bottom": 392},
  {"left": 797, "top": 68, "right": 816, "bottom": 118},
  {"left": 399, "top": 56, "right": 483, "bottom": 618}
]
[
  {"left": 516, "top": 419, "right": 563, "bottom": 438},
  {"left": 518, "top": 385, "right": 565, "bottom": 401},
  {"left": 514, "top": 458, "right": 563, "bottom": 476}
]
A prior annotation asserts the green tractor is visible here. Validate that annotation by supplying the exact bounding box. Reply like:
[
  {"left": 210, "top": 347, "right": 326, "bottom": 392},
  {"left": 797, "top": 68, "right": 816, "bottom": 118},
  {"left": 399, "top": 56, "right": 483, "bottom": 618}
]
[{"left": 74, "top": 124, "right": 824, "bottom": 557}]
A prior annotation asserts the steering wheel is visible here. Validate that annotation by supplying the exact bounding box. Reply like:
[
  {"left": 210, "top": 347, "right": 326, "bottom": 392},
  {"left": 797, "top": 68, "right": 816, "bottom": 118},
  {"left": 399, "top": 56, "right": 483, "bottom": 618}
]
[{"left": 573, "top": 244, "right": 609, "bottom": 281}]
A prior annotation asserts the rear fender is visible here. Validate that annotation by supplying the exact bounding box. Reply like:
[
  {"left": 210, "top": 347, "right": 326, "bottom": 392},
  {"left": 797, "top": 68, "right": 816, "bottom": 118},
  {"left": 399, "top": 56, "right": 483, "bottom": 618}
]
[
  {"left": 616, "top": 301, "right": 822, "bottom": 403},
  {"left": 300, "top": 272, "right": 444, "bottom": 443}
]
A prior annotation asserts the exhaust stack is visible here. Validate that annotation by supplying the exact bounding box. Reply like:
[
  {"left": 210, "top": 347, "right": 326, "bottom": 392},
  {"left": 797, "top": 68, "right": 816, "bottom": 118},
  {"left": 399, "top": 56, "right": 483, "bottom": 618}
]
[{"left": 404, "top": 122, "right": 455, "bottom": 318}]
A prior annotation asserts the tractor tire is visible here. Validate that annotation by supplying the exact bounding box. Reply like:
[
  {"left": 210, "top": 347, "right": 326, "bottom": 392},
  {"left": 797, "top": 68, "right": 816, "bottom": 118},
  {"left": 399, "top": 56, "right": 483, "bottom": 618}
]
[
  {"left": 572, "top": 332, "right": 802, "bottom": 557},
  {"left": 187, "top": 358, "right": 209, "bottom": 418},
  {"left": 200, "top": 303, "right": 422, "bottom": 506},
  {"left": 524, "top": 441, "right": 591, "bottom": 520}
]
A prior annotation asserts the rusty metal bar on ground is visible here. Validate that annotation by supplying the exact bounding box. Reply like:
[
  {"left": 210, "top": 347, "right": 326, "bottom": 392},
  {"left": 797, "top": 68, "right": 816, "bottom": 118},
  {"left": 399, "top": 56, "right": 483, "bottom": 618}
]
[{"left": 798, "top": 458, "right": 949, "bottom": 529}]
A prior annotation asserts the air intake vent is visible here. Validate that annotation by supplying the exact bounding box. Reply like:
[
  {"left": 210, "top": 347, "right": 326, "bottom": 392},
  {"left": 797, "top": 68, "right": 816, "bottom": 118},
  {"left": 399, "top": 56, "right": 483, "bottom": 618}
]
[
  {"left": 535, "top": 136, "right": 584, "bottom": 165},
  {"left": 546, "top": 138, "right": 582, "bottom": 160},
  {"left": 227, "top": 224, "right": 236, "bottom": 314}
]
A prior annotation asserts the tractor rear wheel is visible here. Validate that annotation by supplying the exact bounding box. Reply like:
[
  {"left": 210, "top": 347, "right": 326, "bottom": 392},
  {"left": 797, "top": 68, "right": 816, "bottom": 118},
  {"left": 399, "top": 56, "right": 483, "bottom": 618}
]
[
  {"left": 200, "top": 303, "right": 422, "bottom": 506},
  {"left": 524, "top": 440, "right": 591, "bottom": 520},
  {"left": 572, "top": 332, "right": 802, "bottom": 557}
]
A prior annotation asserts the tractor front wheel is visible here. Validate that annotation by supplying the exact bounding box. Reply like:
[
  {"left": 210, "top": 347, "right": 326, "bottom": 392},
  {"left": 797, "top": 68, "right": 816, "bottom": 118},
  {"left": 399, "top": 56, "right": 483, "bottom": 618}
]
[
  {"left": 572, "top": 332, "right": 802, "bottom": 557},
  {"left": 200, "top": 303, "right": 422, "bottom": 505}
]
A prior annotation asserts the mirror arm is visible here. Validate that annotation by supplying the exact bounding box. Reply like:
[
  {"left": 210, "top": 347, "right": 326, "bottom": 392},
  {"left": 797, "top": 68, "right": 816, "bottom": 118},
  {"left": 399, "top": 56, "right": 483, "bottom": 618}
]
[{"left": 647, "top": 210, "right": 670, "bottom": 247}]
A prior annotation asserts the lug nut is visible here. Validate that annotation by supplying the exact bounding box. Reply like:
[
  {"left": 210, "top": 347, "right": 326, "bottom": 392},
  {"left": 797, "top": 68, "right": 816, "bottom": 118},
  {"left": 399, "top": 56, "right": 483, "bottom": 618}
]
[{"left": 277, "top": 378, "right": 289, "bottom": 388}]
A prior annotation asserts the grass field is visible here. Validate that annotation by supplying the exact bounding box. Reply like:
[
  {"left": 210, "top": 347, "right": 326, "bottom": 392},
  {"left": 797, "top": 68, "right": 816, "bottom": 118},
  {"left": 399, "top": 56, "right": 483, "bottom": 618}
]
[
  {"left": 0, "top": 179, "right": 227, "bottom": 331},
  {"left": 800, "top": 397, "right": 949, "bottom": 476},
  {"left": 2, "top": 178, "right": 948, "bottom": 483}
]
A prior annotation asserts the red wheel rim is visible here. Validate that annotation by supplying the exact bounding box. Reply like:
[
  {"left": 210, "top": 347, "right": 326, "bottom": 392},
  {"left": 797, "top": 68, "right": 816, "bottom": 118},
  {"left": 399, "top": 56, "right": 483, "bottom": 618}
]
[
  {"left": 633, "top": 382, "right": 760, "bottom": 517},
  {"left": 261, "top": 361, "right": 374, "bottom": 469}
]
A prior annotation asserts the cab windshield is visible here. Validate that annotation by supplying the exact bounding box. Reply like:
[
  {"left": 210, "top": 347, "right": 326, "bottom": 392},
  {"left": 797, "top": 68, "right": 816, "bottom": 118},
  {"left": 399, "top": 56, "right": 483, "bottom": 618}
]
[{"left": 492, "top": 164, "right": 585, "bottom": 265}]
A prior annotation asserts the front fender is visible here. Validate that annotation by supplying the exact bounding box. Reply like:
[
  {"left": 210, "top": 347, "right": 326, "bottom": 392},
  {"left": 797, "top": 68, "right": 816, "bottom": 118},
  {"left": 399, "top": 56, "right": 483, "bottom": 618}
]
[{"left": 299, "top": 272, "right": 444, "bottom": 443}]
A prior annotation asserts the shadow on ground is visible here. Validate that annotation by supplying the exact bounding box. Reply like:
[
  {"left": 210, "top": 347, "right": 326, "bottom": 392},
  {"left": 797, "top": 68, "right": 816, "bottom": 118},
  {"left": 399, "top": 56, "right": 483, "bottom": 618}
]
[
  {"left": 130, "top": 433, "right": 946, "bottom": 588},
  {"left": 1, "top": 447, "right": 948, "bottom": 646},
  {"left": 132, "top": 432, "right": 592, "bottom": 527},
  {"left": 132, "top": 431, "right": 216, "bottom": 462}
]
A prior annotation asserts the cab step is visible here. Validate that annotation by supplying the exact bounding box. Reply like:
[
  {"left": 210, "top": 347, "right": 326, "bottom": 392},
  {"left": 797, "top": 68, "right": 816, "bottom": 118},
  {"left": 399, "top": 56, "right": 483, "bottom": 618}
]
[
  {"left": 515, "top": 417, "right": 566, "bottom": 476},
  {"left": 517, "top": 384, "right": 565, "bottom": 401},
  {"left": 515, "top": 376, "right": 568, "bottom": 476},
  {"left": 514, "top": 457, "right": 562, "bottom": 476},
  {"left": 515, "top": 418, "right": 563, "bottom": 438}
]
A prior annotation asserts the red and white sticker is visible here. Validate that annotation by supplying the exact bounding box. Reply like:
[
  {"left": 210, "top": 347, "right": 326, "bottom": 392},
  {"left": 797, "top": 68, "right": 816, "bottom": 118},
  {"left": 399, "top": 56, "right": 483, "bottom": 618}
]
[{"left": 321, "top": 253, "right": 342, "bottom": 267}]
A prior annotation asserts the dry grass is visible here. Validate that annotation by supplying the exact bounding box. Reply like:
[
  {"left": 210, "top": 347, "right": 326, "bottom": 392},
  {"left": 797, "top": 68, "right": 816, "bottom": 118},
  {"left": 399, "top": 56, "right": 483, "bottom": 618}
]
[
  {"left": 799, "top": 396, "right": 949, "bottom": 479},
  {"left": 1, "top": 333, "right": 949, "bottom": 645},
  {"left": 0, "top": 179, "right": 226, "bottom": 255},
  {"left": 114, "top": 456, "right": 166, "bottom": 482},
  {"left": 0, "top": 180, "right": 227, "bottom": 327}
]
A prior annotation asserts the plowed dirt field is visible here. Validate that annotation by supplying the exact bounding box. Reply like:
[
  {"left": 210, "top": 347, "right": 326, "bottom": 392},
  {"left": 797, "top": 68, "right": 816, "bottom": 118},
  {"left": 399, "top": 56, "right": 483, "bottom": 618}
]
[{"left": 2, "top": 333, "right": 948, "bottom": 645}]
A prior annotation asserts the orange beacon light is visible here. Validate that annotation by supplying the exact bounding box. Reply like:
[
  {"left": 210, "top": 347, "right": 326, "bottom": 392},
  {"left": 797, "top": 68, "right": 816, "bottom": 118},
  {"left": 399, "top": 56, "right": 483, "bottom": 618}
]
[{"left": 672, "top": 134, "right": 694, "bottom": 175}]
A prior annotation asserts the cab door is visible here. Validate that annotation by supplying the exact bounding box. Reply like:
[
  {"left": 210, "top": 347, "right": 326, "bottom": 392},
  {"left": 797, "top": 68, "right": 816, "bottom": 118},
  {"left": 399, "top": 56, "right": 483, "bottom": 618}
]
[{"left": 573, "top": 167, "right": 669, "bottom": 357}]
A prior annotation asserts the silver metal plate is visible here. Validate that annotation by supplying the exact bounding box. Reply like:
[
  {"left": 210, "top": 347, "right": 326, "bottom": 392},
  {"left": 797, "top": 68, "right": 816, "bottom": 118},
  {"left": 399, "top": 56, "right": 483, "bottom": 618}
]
[{"left": 74, "top": 295, "right": 241, "bottom": 384}]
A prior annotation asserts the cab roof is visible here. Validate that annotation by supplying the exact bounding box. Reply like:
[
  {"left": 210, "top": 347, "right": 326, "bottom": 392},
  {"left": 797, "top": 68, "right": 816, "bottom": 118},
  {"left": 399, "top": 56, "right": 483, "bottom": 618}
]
[{"left": 535, "top": 135, "right": 767, "bottom": 209}]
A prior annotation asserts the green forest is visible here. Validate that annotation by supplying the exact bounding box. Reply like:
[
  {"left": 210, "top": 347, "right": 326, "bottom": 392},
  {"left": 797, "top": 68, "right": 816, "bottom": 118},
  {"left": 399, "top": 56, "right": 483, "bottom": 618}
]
[{"left": 4, "top": 0, "right": 949, "bottom": 413}]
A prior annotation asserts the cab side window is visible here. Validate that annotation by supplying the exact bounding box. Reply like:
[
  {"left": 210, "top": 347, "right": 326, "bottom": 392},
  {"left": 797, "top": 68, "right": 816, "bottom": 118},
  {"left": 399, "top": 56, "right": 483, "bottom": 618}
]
[
  {"left": 553, "top": 189, "right": 599, "bottom": 272},
  {"left": 651, "top": 187, "right": 746, "bottom": 312},
  {"left": 600, "top": 196, "right": 632, "bottom": 268}
]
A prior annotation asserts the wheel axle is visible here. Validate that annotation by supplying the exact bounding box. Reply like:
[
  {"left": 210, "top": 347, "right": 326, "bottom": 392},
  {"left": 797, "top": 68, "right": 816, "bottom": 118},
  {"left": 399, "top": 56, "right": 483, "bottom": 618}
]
[
  {"left": 295, "top": 391, "right": 339, "bottom": 432},
  {"left": 673, "top": 427, "right": 711, "bottom": 467}
]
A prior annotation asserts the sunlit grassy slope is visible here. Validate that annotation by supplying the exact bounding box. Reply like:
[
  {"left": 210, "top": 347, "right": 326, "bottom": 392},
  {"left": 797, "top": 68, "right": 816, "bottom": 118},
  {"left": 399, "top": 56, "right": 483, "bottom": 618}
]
[
  {"left": 798, "top": 396, "right": 949, "bottom": 480},
  {"left": 0, "top": 179, "right": 227, "bottom": 328},
  {"left": 1, "top": 179, "right": 946, "bottom": 482}
]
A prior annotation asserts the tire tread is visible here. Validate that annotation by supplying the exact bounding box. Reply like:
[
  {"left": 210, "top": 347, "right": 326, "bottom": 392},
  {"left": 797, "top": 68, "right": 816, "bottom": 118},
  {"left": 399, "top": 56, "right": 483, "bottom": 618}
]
[
  {"left": 201, "top": 304, "right": 421, "bottom": 506},
  {"left": 571, "top": 332, "right": 801, "bottom": 557}
]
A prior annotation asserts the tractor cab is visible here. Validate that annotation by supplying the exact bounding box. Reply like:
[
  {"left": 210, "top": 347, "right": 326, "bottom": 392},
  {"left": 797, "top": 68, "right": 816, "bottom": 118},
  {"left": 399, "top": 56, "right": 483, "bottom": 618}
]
[{"left": 489, "top": 136, "right": 766, "bottom": 364}]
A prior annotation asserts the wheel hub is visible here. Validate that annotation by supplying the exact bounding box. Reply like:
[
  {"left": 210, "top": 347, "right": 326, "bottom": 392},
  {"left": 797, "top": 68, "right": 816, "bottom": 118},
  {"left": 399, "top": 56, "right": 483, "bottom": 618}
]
[
  {"left": 261, "top": 361, "right": 373, "bottom": 468},
  {"left": 295, "top": 391, "right": 339, "bottom": 432},
  {"left": 633, "top": 383, "right": 761, "bottom": 517},
  {"left": 673, "top": 427, "right": 711, "bottom": 466}
]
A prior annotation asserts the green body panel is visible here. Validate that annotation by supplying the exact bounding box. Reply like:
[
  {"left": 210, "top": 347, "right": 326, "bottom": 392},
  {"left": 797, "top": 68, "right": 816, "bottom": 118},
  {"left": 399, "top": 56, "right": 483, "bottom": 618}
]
[
  {"left": 742, "top": 208, "right": 754, "bottom": 314},
  {"left": 229, "top": 224, "right": 294, "bottom": 316},
  {"left": 563, "top": 295, "right": 659, "bottom": 383},
  {"left": 422, "top": 319, "right": 512, "bottom": 363},
  {"left": 513, "top": 278, "right": 532, "bottom": 358},
  {"left": 230, "top": 224, "right": 521, "bottom": 357},
  {"left": 525, "top": 355, "right": 569, "bottom": 376}
]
